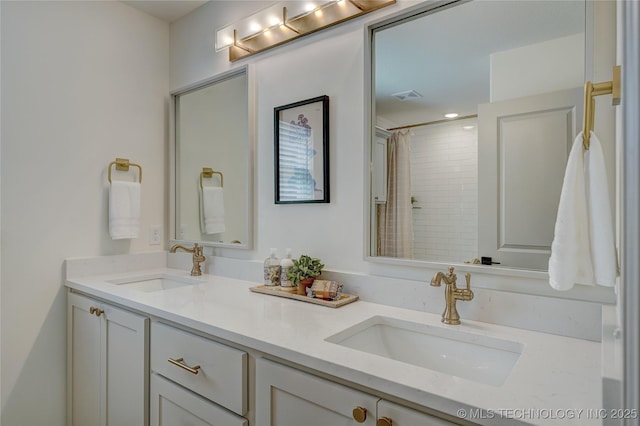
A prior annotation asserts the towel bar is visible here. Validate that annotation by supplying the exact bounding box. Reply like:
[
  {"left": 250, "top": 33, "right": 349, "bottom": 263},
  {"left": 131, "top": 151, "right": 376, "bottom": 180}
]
[
  {"left": 583, "top": 65, "right": 621, "bottom": 149},
  {"left": 200, "top": 167, "right": 224, "bottom": 189},
  {"left": 108, "top": 158, "right": 142, "bottom": 183}
]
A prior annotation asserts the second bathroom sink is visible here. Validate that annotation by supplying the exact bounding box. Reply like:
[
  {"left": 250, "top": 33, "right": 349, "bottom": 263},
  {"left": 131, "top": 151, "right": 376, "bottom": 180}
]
[{"left": 325, "top": 315, "right": 523, "bottom": 386}]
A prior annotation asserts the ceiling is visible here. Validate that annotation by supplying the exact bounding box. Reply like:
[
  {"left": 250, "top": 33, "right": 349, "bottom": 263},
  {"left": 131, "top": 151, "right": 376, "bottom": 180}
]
[{"left": 122, "top": 0, "right": 208, "bottom": 22}]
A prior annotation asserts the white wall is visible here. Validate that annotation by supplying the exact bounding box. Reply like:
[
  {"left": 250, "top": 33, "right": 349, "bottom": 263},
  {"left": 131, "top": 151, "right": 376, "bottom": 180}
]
[
  {"left": 172, "top": 1, "right": 406, "bottom": 270},
  {"left": 170, "top": 1, "right": 620, "bottom": 282},
  {"left": 0, "top": 2, "right": 169, "bottom": 424},
  {"left": 490, "top": 33, "right": 585, "bottom": 102},
  {"left": 169, "top": 0, "right": 612, "bottom": 335}
]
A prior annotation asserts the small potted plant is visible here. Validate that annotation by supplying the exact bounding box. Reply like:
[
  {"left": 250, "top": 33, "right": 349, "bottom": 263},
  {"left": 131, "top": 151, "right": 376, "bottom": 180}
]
[{"left": 287, "top": 254, "right": 324, "bottom": 296}]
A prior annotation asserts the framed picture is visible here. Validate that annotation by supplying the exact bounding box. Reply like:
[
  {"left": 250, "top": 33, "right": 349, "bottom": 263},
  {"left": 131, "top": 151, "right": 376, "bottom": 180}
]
[{"left": 274, "top": 95, "right": 330, "bottom": 204}]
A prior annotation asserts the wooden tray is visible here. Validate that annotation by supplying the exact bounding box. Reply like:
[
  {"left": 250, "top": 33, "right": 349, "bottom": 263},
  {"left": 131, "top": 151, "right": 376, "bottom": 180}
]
[{"left": 249, "top": 285, "right": 358, "bottom": 308}]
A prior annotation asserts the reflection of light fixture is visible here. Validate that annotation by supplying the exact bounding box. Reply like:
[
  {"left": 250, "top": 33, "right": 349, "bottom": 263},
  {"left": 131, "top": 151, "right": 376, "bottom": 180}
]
[
  {"left": 462, "top": 125, "right": 475, "bottom": 130},
  {"left": 444, "top": 113, "right": 459, "bottom": 118},
  {"left": 215, "top": 0, "right": 396, "bottom": 61}
]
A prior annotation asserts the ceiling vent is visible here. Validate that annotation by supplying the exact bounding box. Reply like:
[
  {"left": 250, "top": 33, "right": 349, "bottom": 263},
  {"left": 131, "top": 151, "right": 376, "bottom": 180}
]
[{"left": 392, "top": 90, "right": 423, "bottom": 101}]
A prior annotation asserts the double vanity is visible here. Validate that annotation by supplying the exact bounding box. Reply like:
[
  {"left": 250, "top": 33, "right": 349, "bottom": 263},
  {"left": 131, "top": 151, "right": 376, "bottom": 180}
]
[{"left": 65, "top": 252, "right": 602, "bottom": 426}]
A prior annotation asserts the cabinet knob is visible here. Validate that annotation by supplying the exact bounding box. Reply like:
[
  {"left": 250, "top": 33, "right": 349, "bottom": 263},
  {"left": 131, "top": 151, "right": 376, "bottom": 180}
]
[
  {"left": 378, "top": 417, "right": 393, "bottom": 426},
  {"left": 89, "top": 306, "right": 104, "bottom": 317},
  {"left": 352, "top": 406, "right": 367, "bottom": 423}
]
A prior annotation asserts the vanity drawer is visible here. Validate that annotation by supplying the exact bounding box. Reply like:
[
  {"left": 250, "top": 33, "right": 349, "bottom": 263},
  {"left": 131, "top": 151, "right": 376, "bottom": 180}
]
[
  {"left": 151, "top": 322, "right": 247, "bottom": 416},
  {"left": 151, "top": 373, "right": 247, "bottom": 426}
]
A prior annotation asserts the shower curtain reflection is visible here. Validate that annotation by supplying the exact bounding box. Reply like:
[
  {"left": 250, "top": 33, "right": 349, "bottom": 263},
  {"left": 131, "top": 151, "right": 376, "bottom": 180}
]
[{"left": 379, "top": 130, "right": 413, "bottom": 258}]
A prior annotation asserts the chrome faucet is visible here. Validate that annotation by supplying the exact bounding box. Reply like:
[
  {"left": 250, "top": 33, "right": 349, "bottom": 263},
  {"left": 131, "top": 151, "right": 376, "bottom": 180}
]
[
  {"left": 430, "top": 266, "right": 473, "bottom": 325},
  {"left": 170, "top": 243, "right": 205, "bottom": 276}
]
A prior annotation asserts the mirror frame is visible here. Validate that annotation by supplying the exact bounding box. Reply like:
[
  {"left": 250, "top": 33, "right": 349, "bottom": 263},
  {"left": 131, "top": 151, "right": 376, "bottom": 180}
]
[
  {"left": 169, "top": 65, "right": 255, "bottom": 250},
  {"left": 363, "top": 0, "right": 615, "bottom": 303}
]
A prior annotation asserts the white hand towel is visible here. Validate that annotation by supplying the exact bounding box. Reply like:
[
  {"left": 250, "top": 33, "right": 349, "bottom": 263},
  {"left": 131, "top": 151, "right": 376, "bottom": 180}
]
[
  {"left": 549, "top": 131, "right": 617, "bottom": 290},
  {"left": 109, "top": 181, "right": 141, "bottom": 240},
  {"left": 200, "top": 186, "right": 226, "bottom": 235},
  {"left": 585, "top": 131, "right": 617, "bottom": 287}
]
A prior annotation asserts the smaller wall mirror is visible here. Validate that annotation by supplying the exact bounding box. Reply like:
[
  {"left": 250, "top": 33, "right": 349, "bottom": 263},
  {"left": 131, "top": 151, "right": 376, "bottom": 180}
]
[{"left": 171, "top": 67, "right": 253, "bottom": 248}]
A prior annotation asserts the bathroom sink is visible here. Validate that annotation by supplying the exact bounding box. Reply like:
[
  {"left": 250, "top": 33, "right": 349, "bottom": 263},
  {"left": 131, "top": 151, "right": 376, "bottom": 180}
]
[
  {"left": 325, "top": 316, "right": 523, "bottom": 386},
  {"left": 107, "top": 273, "right": 202, "bottom": 293}
]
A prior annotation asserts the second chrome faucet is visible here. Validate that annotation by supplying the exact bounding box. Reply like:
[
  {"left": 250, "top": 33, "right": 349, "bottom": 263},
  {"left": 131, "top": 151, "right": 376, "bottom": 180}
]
[{"left": 430, "top": 266, "right": 473, "bottom": 325}]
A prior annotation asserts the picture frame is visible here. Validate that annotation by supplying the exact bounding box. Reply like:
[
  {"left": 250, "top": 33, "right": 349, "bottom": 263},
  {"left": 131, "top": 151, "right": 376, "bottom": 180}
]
[{"left": 274, "top": 95, "right": 330, "bottom": 204}]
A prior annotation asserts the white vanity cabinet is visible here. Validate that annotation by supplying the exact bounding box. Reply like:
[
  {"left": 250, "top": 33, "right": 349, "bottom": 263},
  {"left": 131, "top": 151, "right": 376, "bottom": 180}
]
[
  {"left": 149, "top": 322, "right": 248, "bottom": 426},
  {"left": 255, "top": 357, "right": 379, "bottom": 425},
  {"left": 66, "top": 292, "right": 149, "bottom": 426},
  {"left": 255, "top": 357, "right": 458, "bottom": 426},
  {"left": 68, "top": 290, "right": 461, "bottom": 426}
]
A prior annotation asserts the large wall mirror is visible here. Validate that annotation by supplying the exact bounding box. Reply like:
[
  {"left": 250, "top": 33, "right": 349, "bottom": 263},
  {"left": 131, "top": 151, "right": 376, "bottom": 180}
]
[
  {"left": 171, "top": 67, "right": 253, "bottom": 248},
  {"left": 367, "top": 0, "right": 616, "bottom": 273}
]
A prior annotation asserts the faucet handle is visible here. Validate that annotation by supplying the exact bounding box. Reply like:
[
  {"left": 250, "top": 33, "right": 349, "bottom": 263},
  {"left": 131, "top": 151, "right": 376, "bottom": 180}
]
[{"left": 447, "top": 266, "right": 457, "bottom": 283}]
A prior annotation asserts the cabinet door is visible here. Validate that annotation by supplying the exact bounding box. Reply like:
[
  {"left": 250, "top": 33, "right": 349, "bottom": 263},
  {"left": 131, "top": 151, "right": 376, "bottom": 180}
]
[
  {"left": 150, "top": 374, "right": 247, "bottom": 426},
  {"left": 103, "top": 302, "right": 149, "bottom": 426},
  {"left": 67, "top": 292, "right": 148, "bottom": 426},
  {"left": 67, "top": 293, "right": 102, "bottom": 426},
  {"left": 378, "top": 400, "right": 457, "bottom": 425},
  {"left": 255, "top": 357, "right": 378, "bottom": 426}
]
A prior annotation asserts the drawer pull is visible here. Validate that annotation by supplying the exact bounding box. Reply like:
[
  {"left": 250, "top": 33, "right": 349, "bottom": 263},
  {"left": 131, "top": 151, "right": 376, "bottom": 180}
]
[
  {"left": 168, "top": 357, "right": 201, "bottom": 375},
  {"left": 378, "top": 417, "right": 393, "bottom": 426},
  {"left": 89, "top": 306, "right": 104, "bottom": 317}
]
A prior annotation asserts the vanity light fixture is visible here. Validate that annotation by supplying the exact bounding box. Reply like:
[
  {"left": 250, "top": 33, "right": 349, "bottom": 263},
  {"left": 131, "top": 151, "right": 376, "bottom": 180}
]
[
  {"left": 216, "top": 0, "right": 396, "bottom": 62},
  {"left": 444, "top": 113, "right": 459, "bottom": 118}
]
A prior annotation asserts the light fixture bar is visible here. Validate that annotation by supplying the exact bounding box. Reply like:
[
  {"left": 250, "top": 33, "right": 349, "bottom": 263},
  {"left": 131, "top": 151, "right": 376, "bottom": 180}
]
[
  {"left": 348, "top": 0, "right": 366, "bottom": 11},
  {"left": 219, "top": 0, "right": 395, "bottom": 62},
  {"left": 233, "top": 29, "right": 255, "bottom": 54},
  {"left": 282, "top": 7, "right": 301, "bottom": 34}
]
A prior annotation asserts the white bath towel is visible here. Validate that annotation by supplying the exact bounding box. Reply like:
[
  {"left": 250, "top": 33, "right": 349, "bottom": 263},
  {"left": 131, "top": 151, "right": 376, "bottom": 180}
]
[
  {"left": 109, "top": 181, "right": 141, "bottom": 240},
  {"left": 548, "top": 131, "right": 617, "bottom": 290},
  {"left": 200, "top": 186, "right": 226, "bottom": 234}
]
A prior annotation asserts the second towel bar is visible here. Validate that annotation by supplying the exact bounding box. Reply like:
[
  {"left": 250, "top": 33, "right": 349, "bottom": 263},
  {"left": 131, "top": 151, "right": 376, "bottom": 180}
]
[{"left": 200, "top": 167, "right": 224, "bottom": 189}]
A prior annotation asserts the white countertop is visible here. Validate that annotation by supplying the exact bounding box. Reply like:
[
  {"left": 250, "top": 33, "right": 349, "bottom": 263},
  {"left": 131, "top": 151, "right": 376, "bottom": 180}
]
[{"left": 66, "top": 267, "right": 602, "bottom": 425}]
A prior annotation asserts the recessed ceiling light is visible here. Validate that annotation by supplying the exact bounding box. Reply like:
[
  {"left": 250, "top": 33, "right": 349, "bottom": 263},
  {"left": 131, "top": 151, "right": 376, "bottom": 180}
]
[{"left": 444, "top": 113, "right": 459, "bottom": 118}]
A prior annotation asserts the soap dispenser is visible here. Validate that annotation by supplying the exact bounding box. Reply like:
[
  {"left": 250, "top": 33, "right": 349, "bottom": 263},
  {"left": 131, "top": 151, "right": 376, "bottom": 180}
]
[
  {"left": 263, "top": 248, "right": 281, "bottom": 287},
  {"left": 280, "top": 248, "right": 295, "bottom": 291}
]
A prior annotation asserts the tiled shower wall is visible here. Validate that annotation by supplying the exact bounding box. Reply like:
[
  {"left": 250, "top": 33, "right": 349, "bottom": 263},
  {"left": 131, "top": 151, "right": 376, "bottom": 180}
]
[{"left": 410, "top": 119, "right": 478, "bottom": 262}]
